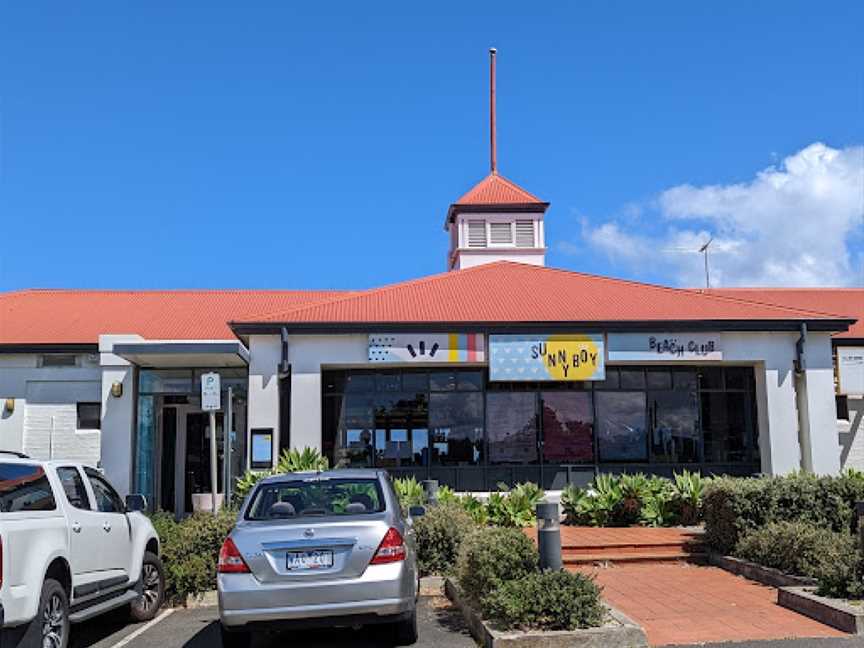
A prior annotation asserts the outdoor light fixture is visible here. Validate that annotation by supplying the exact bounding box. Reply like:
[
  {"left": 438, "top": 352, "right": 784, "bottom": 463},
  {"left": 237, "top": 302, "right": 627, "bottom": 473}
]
[
  {"left": 4, "top": 398, "right": 14, "bottom": 414},
  {"left": 111, "top": 381, "right": 123, "bottom": 398}
]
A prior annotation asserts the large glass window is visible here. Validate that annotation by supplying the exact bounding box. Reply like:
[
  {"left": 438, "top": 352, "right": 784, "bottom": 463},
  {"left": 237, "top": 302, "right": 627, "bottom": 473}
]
[
  {"left": 541, "top": 392, "right": 594, "bottom": 463},
  {"left": 322, "top": 365, "right": 760, "bottom": 488},
  {"left": 649, "top": 390, "right": 700, "bottom": 463},
  {"left": 429, "top": 392, "right": 484, "bottom": 465},
  {"left": 487, "top": 392, "right": 538, "bottom": 464},
  {"left": 596, "top": 391, "right": 647, "bottom": 461}
]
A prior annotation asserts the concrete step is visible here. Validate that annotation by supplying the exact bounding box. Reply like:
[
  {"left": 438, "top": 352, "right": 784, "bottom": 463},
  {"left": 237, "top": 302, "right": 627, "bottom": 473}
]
[{"left": 564, "top": 552, "right": 708, "bottom": 566}]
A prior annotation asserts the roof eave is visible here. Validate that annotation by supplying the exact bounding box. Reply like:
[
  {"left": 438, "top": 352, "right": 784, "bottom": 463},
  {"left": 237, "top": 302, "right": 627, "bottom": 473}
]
[
  {"left": 443, "top": 201, "right": 551, "bottom": 230},
  {"left": 231, "top": 318, "right": 856, "bottom": 337}
]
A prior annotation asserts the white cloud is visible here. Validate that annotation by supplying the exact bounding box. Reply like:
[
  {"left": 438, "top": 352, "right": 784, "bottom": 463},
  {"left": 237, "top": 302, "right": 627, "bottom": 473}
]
[{"left": 580, "top": 142, "right": 864, "bottom": 287}]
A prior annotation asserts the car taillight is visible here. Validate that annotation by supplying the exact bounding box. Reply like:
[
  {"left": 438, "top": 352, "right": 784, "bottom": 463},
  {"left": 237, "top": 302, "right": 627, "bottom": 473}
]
[
  {"left": 370, "top": 527, "right": 406, "bottom": 565},
  {"left": 217, "top": 537, "right": 250, "bottom": 574}
]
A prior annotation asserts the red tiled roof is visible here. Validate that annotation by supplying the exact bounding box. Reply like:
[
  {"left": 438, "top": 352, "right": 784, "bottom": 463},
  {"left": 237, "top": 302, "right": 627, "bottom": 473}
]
[
  {"left": 0, "top": 289, "right": 352, "bottom": 344},
  {"left": 708, "top": 288, "right": 864, "bottom": 339},
  {"left": 454, "top": 173, "right": 546, "bottom": 206},
  {"left": 244, "top": 262, "right": 852, "bottom": 327},
  {"left": 445, "top": 173, "right": 547, "bottom": 227}
]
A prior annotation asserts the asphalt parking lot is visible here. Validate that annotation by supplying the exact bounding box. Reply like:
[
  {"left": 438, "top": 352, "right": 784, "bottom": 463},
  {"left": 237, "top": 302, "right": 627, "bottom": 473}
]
[
  {"left": 69, "top": 597, "right": 476, "bottom": 648},
  {"left": 64, "top": 599, "right": 864, "bottom": 648}
]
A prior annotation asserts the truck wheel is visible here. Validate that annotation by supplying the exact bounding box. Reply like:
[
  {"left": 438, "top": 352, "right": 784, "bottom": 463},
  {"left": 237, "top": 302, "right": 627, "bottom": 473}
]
[
  {"left": 130, "top": 552, "right": 165, "bottom": 622},
  {"left": 23, "top": 578, "right": 70, "bottom": 648}
]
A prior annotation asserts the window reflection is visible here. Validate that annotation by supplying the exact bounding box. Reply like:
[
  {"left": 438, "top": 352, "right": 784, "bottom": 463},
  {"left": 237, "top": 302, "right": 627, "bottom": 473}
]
[
  {"left": 596, "top": 391, "right": 647, "bottom": 461},
  {"left": 541, "top": 392, "right": 593, "bottom": 463},
  {"left": 488, "top": 392, "right": 538, "bottom": 464},
  {"left": 649, "top": 391, "right": 699, "bottom": 462}
]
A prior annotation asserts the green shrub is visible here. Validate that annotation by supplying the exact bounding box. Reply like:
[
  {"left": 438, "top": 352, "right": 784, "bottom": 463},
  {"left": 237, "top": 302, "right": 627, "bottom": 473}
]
[
  {"left": 275, "top": 447, "right": 329, "bottom": 473},
  {"left": 703, "top": 473, "right": 864, "bottom": 553},
  {"left": 483, "top": 571, "right": 605, "bottom": 631},
  {"left": 672, "top": 469, "right": 705, "bottom": 525},
  {"left": 456, "top": 527, "right": 538, "bottom": 605},
  {"left": 414, "top": 503, "right": 477, "bottom": 575},
  {"left": 734, "top": 520, "right": 863, "bottom": 598},
  {"left": 393, "top": 476, "right": 425, "bottom": 510},
  {"left": 487, "top": 482, "right": 545, "bottom": 528},
  {"left": 151, "top": 508, "right": 237, "bottom": 604},
  {"left": 233, "top": 469, "right": 270, "bottom": 501},
  {"left": 231, "top": 446, "right": 328, "bottom": 502}
]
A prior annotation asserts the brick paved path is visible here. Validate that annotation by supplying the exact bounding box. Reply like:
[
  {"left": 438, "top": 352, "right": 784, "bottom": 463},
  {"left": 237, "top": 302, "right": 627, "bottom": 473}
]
[{"left": 577, "top": 562, "right": 846, "bottom": 646}]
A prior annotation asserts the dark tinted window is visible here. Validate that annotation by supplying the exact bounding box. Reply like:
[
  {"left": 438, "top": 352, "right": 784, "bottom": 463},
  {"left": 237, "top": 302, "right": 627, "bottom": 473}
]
[
  {"left": 77, "top": 403, "right": 101, "bottom": 430},
  {"left": 57, "top": 467, "right": 91, "bottom": 510},
  {"left": 596, "top": 391, "right": 647, "bottom": 461},
  {"left": 0, "top": 463, "right": 57, "bottom": 512},
  {"left": 84, "top": 469, "right": 124, "bottom": 513},
  {"left": 246, "top": 478, "right": 385, "bottom": 519}
]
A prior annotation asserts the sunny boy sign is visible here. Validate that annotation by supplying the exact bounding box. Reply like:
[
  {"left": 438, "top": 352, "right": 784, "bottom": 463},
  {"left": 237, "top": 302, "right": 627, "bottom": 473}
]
[{"left": 489, "top": 334, "right": 605, "bottom": 382}]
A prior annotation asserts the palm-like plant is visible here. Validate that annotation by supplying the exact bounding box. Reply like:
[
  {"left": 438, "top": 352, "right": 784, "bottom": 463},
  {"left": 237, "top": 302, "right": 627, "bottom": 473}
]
[
  {"left": 672, "top": 469, "right": 705, "bottom": 525},
  {"left": 275, "top": 447, "right": 329, "bottom": 474}
]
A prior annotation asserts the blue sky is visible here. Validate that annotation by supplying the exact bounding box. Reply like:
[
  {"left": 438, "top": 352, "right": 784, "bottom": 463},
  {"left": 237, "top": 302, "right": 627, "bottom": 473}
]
[{"left": 1, "top": 1, "right": 862, "bottom": 291}]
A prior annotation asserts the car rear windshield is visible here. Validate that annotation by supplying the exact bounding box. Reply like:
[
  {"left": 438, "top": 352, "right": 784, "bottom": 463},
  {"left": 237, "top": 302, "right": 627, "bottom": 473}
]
[
  {"left": 246, "top": 477, "right": 386, "bottom": 520},
  {"left": 0, "top": 463, "right": 57, "bottom": 513}
]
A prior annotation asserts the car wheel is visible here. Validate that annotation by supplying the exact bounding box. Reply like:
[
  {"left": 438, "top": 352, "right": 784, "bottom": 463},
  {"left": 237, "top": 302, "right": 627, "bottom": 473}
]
[
  {"left": 392, "top": 608, "right": 418, "bottom": 646},
  {"left": 29, "top": 578, "right": 70, "bottom": 648},
  {"left": 130, "top": 552, "right": 166, "bottom": 622},
  {"left": 220, "top": 623, "right": 252, "bottom": 648}
]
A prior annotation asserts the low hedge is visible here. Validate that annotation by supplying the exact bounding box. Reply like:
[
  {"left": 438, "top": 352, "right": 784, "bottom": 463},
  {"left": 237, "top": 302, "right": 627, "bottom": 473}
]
[
  {"left": 703, "top": 472, "right": 864, "bottom": 554},
  {"left": 734, "top": 521, "right": 860, "bottom": 596},
  {"left": 483, "top": 570, "right": 605, "bottom": 631},
  {"left": 150, "top": 509, "right": 237, "bottom": 604},
  {"left": 456, "top": 527, "right": 538, "bottom": 606},
  {"left": 413, "top": 503, "right": 477, "bottom": 576}
]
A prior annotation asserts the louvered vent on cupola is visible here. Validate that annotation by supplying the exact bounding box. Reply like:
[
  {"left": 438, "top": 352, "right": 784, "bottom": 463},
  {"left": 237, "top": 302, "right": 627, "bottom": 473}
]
[
  {"left": 515, "top": 220, "right": 535, "bottom": 247},
  {"left": 468, "top": 220, "right": 487, "bottom": 247}
]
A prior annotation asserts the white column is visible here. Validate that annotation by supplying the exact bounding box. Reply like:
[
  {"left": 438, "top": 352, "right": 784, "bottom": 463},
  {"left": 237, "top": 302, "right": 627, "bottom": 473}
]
[
  {"left": 99, "top": 334, "right": 142, "bottom": 497},
  {"left": 757, "top": 354, "right": 802, "bottom": 475},
  {"left": 247, "top": 335, "right": 281, "bottom": 468},
  {"left": 801, "top": 333, "right": 842, "bottom": 474}
]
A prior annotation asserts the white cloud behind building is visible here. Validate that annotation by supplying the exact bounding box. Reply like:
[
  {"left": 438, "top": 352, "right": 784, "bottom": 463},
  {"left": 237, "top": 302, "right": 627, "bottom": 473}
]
[{"left": 578, "top": 143, "right": 864, "bottom": 287}]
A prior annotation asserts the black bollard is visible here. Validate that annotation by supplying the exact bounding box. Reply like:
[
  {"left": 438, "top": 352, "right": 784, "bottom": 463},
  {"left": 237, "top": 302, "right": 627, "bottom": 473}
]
[
  {"left": 536, "top": 502, "right": 562, "bottom": 571},
  {"left": 421, "top": 479, "right": 439, "bottom": 506}
]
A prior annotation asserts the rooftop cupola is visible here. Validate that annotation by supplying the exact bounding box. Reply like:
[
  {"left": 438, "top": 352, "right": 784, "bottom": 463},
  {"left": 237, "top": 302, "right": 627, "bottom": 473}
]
[{"left": 445, "top": 48, "right": 550, "bottom": 271}]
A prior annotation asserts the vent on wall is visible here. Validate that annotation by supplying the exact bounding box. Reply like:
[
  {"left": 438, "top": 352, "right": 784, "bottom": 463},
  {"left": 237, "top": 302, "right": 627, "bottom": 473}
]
[
  {"left": 467, "top": 220, "right": 487, "bottom": 248},
  {"left": 489, "top": 222, "right": 513, "bottom": 245},
  {"left": 515, "top": 220, "right": 535, "bottom": 247}
]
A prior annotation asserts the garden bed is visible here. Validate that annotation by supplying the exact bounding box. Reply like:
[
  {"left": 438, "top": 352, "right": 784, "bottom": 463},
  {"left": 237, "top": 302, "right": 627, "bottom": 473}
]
[
  {"left": 778, "top": 587, "right": 864, "bottom": 635},
  {"left": 445, "top": 578, "right": 647, "bottom": 648}
]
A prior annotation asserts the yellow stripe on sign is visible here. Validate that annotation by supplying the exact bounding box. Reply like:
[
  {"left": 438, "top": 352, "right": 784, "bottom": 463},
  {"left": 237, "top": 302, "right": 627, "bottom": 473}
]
[{"left": 449, "top": 333, "right": 459, "bottom": 362}]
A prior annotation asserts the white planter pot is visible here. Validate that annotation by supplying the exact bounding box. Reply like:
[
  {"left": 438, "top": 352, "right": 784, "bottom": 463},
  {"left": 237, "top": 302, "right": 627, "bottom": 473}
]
[{"left": 192, "top": 493, "right": 224, "bottom": 513}]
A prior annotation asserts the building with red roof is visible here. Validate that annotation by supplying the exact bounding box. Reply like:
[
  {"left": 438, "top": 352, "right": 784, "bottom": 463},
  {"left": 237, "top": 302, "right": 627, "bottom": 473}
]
[{"left": 1, "top": 52, "right": 860, "bottom": 510}]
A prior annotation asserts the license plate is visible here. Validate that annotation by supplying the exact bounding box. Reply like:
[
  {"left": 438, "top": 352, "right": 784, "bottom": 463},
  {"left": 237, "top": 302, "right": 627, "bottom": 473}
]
[{"left": 286, "top": 550, "right": 334, "bottom": 571}]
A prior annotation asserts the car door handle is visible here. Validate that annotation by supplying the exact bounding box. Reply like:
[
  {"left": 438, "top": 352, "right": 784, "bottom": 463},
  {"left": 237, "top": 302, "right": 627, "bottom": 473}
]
[
  {"left": 103, "top": 522, "right": 112, "bottom": 532},
  {"left": 72, "top": 522, "right": 81, "bottom": 533}
]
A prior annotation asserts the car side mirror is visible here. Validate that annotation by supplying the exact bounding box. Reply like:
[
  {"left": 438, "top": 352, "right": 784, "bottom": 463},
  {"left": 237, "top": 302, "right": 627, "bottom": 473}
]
[
  {"left": 125, "top": 494, "right": 147, "bottom": 512},
  {"left": 408, "top": 505, "right": 426, "bottom": 518}
]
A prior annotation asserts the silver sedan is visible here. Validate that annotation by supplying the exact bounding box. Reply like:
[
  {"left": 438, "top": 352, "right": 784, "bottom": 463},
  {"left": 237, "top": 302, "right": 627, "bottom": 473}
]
[{"left": 217, "top": 469, "right": 421, "bottom": 647}]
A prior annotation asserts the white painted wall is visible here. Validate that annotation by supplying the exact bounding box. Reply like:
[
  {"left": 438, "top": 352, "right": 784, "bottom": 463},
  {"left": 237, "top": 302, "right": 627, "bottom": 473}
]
[
  {"left": 287, "top": 334, "right": 367, "bottom": 451},
  {"left": 247, "top": 335, "right": 282, "bottom": 467},
  {"left": 0, "top": 353, "right": 102, "bottom": 465},
  {"left": 98, "top": 335, "right": 141, "bottom": 496}
]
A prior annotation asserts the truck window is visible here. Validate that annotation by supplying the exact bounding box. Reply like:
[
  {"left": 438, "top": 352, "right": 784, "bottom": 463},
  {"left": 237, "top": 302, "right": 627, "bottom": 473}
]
[
  {"left": 84, "top": 468, "right": 124, "bottom": 513},
  {"left": 57, "top": 466, "right": 92, "bottom": 510},
  {"left": 0, "top": 463, "right": 57, "bottom": 512}
]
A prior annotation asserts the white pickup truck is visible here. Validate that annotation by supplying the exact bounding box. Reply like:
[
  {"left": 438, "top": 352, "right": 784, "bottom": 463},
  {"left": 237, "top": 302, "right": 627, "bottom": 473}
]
[{"left": 0, "top": 452, "right": 165, "bottom": 648}]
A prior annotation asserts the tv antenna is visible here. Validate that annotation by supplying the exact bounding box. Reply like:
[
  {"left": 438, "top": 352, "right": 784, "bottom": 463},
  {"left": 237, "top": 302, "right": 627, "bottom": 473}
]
[{"left": 699, "top": 237, "right": 714, "bottom": 289}]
